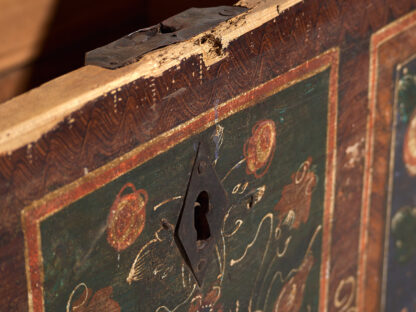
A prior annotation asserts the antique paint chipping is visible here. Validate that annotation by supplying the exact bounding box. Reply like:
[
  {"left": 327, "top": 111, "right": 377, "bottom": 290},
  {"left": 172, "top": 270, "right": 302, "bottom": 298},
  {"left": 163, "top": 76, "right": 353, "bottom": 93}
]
[
  {"left": 22, "top": 49, "right": 339, "bottom": 312},
  {"left": 383, "top": 55, "right": 416, "bottom": 311},
  {"left": 360, "top": 11, "right": 416, "bottom": 312}
]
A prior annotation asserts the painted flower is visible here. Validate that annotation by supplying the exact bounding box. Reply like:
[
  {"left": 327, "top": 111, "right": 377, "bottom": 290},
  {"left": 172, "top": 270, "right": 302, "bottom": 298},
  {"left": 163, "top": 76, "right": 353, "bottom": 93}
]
[
  {"left": 188, "top": 287, "right": 223, "bottom": 312},
  {"left": 274, "top": 253, "right": 314, "bottom": 312},
  {"left": 274, "top": 158, "right": 317, "bottom": 228},
  {"left": 244, "top": 119, "right": 276, "bottom": 178},
  {"left": 403, "top": 110, "right": 416, "bottom": 176},
  {"left": 70, "top": 286, "right": 120, "bottom": 312},
  {"left": 107, "top": 183, "right": 148, "bottom": 251}
]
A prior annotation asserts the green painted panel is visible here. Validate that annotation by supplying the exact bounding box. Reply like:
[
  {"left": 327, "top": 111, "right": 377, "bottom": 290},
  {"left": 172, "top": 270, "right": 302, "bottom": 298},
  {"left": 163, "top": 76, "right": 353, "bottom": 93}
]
[
  {"left": 385, "top": 55, "right": 416, "bottom": 311},
  {"left": 40, "top": 68, "right": 331, "bottom": 312}
]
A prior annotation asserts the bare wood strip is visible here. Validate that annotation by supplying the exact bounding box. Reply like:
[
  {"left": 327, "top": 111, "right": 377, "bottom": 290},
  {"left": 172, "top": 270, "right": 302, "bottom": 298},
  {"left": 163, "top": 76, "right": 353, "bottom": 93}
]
[{"left": 0, "top": 0, "right": 301, "bottom": 155}]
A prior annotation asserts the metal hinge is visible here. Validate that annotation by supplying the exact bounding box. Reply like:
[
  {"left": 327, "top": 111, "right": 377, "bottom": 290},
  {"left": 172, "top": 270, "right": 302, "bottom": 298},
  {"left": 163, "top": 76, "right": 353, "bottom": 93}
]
[{"left": 85, "top": 6, "right": 247, "bottom": 69}]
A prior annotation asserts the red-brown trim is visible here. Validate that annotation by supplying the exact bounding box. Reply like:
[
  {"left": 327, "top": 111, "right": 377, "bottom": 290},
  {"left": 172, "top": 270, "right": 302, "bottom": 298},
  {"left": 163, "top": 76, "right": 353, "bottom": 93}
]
[
  {"left": 22, "top": 48, "right": 339, "bottom": 312},
  {"left": 359, "top": 10, "right": 416, "bottom": 312},
  {"left": 320, "top": 47, "right": 339, "bottom": 312}
]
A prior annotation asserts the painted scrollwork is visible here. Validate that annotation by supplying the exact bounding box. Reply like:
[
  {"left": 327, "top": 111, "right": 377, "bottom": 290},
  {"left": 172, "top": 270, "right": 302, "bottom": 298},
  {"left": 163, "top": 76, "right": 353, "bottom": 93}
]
[
  {"left": 334, "top": 276, "right": 357, "bottom": 312},
  {"left": 67, "top": 283, "right": 120, "bottom": 312},
  {"left": 274, "top": 157, "right": 317, "bottom": 228}
]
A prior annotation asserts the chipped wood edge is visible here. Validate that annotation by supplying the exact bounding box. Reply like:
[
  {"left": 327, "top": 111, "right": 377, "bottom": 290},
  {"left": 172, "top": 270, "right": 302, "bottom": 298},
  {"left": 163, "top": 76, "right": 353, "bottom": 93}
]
[{"left": 0, "top": 0, "right": 302, "bottom": 155}]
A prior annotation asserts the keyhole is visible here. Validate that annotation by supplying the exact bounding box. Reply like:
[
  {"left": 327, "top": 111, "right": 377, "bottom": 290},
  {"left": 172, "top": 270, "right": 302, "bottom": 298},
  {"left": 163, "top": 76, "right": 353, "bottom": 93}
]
[{"left": 194, "top": 191, "right": 211, "bottom": 245}]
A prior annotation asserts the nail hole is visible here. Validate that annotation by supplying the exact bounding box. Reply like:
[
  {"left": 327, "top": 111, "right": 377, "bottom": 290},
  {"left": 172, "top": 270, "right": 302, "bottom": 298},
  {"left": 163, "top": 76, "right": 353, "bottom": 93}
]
[
  {"left": 197, "top": 259, "right": 206, "bottom": 271},
  {"left": 198, "top": 160, "right": 207, "bottom": 174},
  {"left": 161, "top": 218, "right": 170, "bottom": 230},
  {"left": 160, "top": 23, "right": 176, "bottom": 33},
  {"left": 247, "top": 195, "right": 254, "bottom": 209},
  {"left": 194, "top": 191, "right": 211, "bottom": 244}
]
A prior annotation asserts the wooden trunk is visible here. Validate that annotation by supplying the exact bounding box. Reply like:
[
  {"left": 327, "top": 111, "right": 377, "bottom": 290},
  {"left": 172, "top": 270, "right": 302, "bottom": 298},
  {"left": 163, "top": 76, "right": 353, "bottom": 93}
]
[{"left": 0, "top": 0, "right": 416, "bottom": 311}]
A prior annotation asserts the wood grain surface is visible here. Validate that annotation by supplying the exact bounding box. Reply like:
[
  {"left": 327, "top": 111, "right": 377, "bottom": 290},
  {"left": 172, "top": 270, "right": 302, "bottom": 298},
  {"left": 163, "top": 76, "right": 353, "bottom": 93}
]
[
  {"left": 361, "top": 11, "right": 416, "bottom": 312},
  {"left": 0, "top": 0, "right": 236, "bottom": 103},
  {"left": 0, "top": 0, "right": 416, "bottom": 310},
  {"left": 21, "top": 50, "right": 338, "bottom": 311},
  {"left": 0, "top": 0, "right": 301, "bottom": 155}
]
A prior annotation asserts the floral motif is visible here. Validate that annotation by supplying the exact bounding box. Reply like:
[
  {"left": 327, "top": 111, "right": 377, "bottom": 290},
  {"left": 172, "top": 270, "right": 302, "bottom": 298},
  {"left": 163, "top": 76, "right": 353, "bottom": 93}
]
[
  {"left": 188, "top": 287, "right": 223, "bottom": 312},
  {"left": 403, "top": 109, "right": 416, "bottom": 176},
  {"left": 274, "top": 158, "right": 317, "bottom": 228},
  {"left": 107, "top": 183, "right": 148, "bottom": 251},
  {"left": 70, "top": 286, "right": 120, "bottom": 312},
  {"left": 244, "top": 120, "right": 277, "bottom": 178},
  {"left": 274, "top": 253, "right": 314, "bottom": 312}
]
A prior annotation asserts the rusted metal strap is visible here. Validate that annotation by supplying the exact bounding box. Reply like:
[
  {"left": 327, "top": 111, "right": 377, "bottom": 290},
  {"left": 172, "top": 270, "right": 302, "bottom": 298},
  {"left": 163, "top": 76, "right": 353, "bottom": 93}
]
[{"left": 85, "top": 6, "right": 248, "bottom": 69}]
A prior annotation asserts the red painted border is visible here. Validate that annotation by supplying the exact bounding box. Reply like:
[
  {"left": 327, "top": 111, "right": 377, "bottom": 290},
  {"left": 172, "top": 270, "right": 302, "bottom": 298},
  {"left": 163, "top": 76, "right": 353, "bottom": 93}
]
[
  {"left": 359, "top": 10, "right": 416, "bottom": 312},
  {"left": 22, "top": 49, "right": 339, "bottom": 312}
]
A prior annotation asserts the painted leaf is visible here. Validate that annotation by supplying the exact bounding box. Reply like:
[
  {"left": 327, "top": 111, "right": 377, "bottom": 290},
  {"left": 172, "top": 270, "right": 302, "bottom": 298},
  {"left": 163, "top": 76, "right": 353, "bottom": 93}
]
[
  {"left": 274, "top": 158, "right": 317, "bottom": 228},
  {"left": 70, "top": 286, "right": 120, "bottom": 312},
  {"left": 188, "top": 287, "right": 223, "bottom": 312},
  {"left": 274, "top": 254, "right": 314, "bottom": 312}
]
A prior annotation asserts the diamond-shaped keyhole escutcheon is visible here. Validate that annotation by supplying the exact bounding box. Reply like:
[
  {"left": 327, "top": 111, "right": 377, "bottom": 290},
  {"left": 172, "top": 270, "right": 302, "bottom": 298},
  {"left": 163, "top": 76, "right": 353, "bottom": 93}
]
[{"left": 174, "top": 143, "right": 228, "bottom": 286}]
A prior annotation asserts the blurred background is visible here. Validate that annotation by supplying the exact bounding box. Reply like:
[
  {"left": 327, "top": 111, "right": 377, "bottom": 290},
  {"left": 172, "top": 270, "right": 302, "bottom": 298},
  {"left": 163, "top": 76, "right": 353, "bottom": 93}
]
[{"left": 0, "top": 0, "right": 235, "bottom": 103}]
